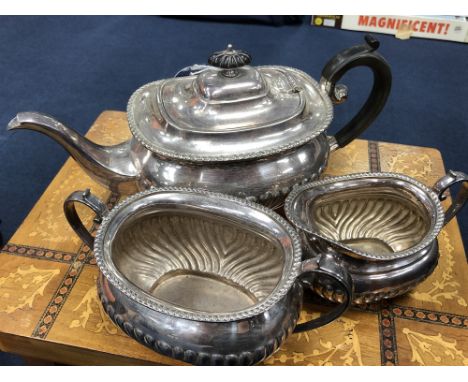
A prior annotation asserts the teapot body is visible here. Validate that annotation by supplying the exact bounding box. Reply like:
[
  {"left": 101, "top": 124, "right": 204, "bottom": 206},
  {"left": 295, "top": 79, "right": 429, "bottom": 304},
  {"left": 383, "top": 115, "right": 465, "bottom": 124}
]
[{"left": 130, "top": 133, "right": 330, "bottom": 208}]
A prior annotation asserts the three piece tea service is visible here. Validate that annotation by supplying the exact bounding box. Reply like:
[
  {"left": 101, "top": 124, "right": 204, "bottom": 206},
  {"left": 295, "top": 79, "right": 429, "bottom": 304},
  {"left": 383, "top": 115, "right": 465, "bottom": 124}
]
[{"left": 9, "top": 36, "right": 468, "bottom": 365}]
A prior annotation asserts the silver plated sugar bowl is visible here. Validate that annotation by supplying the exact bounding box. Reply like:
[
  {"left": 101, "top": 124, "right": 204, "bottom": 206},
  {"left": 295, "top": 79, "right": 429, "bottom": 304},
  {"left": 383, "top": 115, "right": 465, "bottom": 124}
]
[
  {"left": 63, "top": 187, "right": 352, "bottom": 365},
  {"left": 285, "top": 171, "right": 468, "bottom": 305},
  {"left": 9, "top": 35, "right": 391, "bottom": 208}
]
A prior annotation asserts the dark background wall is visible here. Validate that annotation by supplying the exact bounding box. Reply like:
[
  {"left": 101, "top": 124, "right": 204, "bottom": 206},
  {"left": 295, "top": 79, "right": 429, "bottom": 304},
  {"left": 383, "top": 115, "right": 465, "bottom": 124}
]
[{"left": 0, "top": 15, "right": 467, "bottom": 364}]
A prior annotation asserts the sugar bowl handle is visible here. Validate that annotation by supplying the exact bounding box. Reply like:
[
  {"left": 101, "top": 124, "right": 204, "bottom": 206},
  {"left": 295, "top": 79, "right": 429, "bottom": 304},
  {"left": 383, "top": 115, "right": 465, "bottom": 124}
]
[
  {"left": 63, "top": 189, "right": 108, "bottom": 248},
  {"left": 294, "top": 252, "right": 353, "bottom": 333},
  {"left": 433, "top": 170, "right": 468, "bottom": 226},
  {"left": 320, "top": 34, "right": 392, "bottom": 150}
]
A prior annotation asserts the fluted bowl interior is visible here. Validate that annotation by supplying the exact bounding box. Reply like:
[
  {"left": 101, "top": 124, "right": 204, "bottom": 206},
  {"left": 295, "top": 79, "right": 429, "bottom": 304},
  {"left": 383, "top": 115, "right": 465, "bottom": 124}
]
[
  {"left": 112, "top": 212, "right": 285, "bottom": 312},
  {"left": 286, "top": 174, "right": 442, "bottom": 260},
  {"left": 309, "top": 186, "right": 431, "bottom": 254},
  {"left": 97, "top": 190, "right": 301, "bottom": 320}
]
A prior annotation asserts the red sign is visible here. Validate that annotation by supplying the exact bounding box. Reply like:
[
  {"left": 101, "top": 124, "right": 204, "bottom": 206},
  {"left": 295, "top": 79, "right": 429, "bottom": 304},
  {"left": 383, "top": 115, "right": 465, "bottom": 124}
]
[{"left": 358, "top": 16, "right": 450, "bottom": 35}]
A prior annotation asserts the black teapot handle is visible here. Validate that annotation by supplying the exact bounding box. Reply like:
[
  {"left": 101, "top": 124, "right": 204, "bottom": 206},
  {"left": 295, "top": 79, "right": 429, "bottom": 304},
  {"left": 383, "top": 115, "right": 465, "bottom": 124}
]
[
  {"left": 320, "top": 34, "right": 392, "bottom": 149},
  {"left": 294, "top": 252, "right": 353, "bottom": 333},
  {"left": 63, "top": 189, "right": 108, "bottom": 248}
]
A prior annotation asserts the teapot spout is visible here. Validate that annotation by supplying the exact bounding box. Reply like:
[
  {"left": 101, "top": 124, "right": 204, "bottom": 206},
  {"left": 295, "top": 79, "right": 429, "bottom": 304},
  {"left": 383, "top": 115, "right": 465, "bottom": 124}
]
[{"left": 8, "top": 112, "right": 139, "bottom": 194}]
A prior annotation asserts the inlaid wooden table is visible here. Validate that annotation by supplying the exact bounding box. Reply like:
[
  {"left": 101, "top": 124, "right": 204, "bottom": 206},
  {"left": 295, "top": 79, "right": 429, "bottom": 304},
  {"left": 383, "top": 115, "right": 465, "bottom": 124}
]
[{"left": 1, "top": 111, "right": 467, "bottom": 366}]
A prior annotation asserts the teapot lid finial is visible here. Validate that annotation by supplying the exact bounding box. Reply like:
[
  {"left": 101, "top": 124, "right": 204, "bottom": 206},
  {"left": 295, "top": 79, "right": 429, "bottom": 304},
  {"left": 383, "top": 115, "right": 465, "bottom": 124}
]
[{"left": 208, "top": 44, "right": 252, "bottom": 72}]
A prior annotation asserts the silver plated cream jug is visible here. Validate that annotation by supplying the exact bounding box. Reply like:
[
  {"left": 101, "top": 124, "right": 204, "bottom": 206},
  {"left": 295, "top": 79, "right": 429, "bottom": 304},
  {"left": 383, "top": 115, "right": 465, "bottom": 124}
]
[
  {"left": 285, "top": 171, "right": 468, "bottom": 304},
  {"left": 8, "top": 35, "right": 391, "bottom": 208}
]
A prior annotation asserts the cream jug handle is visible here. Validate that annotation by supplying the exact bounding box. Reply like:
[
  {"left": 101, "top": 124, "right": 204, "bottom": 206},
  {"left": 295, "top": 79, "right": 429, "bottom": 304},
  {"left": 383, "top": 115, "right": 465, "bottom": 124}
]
[
  {"left": 63, "top": 189, "right": 108, "bottom": 248},
  {"left": 433, "top": 170, "right": 468, "bottom": 226},
  {"left": 294, "top": 251, "right": 353, "bottom": 333}
]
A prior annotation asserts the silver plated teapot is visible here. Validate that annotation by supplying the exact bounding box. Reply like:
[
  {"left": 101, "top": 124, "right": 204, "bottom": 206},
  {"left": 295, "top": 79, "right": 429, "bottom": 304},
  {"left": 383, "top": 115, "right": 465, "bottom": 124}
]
[{"left": 8, "top": 35, "right": 391, "bottom": 208}]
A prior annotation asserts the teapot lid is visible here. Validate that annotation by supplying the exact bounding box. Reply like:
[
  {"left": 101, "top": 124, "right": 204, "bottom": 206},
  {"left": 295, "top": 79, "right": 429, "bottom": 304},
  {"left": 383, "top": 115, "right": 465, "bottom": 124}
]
[{"left": 127, "top": 45, "right": 333, "bottom": 162}]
